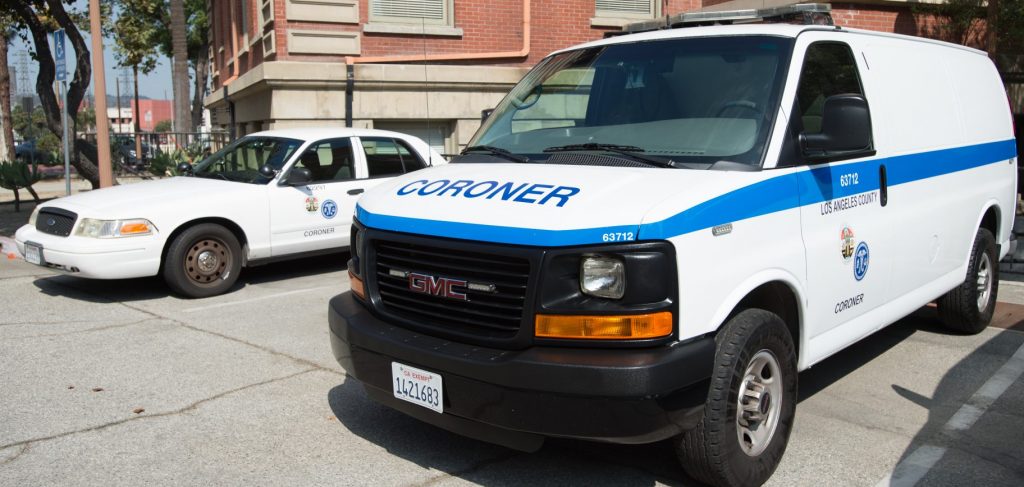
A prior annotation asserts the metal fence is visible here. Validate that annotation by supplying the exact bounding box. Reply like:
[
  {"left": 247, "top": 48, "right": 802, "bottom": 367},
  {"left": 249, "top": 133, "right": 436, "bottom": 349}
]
[{"left": 81, "top": 131, "right": 232, "bottom": 167}]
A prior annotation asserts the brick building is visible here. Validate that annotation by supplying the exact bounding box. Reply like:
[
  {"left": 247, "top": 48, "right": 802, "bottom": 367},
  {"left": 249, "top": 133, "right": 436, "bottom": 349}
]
[{"left": 204, "top": 1, "right": 1006, "bottom": 153}]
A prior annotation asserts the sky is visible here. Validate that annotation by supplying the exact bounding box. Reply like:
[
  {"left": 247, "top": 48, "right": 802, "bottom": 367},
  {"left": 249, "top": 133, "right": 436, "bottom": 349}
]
[{"left": 9, "top": 1, "right": 179, "bottom": 102}]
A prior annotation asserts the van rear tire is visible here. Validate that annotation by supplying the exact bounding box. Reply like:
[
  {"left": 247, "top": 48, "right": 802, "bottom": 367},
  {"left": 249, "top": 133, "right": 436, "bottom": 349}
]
[
  {"left": 937, "top": 228, "right": 997, "bottom": 335},
  {"left": 676, "top": 309, "right": 797, "bottom": 487}
]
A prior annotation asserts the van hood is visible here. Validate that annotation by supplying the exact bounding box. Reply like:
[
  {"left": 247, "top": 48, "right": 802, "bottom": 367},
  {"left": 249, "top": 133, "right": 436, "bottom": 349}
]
[
  {"left": 356, "top": 163, "right": 773, "bottom": 246},
  {"left": 39, "top": 177, "right": 252, "bottom": 218}
]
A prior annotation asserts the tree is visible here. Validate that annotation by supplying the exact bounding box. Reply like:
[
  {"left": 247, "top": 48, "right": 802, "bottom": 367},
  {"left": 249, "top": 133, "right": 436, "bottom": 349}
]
[
  {"left": 170, "top": 0, "right": 190, "bottom": 132},
  {"left": 0, "top": 12, "right": 17, "bottom": 162},
  {"left": 76, "top": 106, "right": 95, "bottom": 132},
  {"left": 12, "top": 105, "right": 60, "bottom": 158},
  {"left": 132, "top": 0, "right": 208, "bottom": 132},
  {"left": 915, "top": 0, "right": 1024, "bottom": 68},
  {"left": 9, "top": 0, "right": 111, "bottom": 189},
  {"left": 154, "top": 119, "right": 172, "bottom": 132},
  {"left": 112, "top": 4, "right": 158, "bottom": 168}
]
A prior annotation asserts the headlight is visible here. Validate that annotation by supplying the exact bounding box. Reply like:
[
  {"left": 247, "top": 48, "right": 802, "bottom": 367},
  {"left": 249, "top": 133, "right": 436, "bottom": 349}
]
[
  {"left": 75, "top": 218, "right": 155, "bottom": 238},
  {"left": 28, "top": 207, "right": 40, "bottom": 226},
  {"left": 355, "top": 228, "right": 365, "bottom": 259},
  {"left": 580, "top": 254, "right": 625, "bottom": 299}
]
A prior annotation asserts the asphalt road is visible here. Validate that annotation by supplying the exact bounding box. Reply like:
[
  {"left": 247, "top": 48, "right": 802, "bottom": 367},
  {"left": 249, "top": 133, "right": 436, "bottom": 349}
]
[{"left": 0, "top": 253, "right": 1022, "bottom": 486}]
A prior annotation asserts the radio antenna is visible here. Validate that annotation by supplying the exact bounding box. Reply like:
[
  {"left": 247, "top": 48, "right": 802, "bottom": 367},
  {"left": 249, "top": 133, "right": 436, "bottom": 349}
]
[{"left": 421, "top": 17, "right": 433, "bottom": 166}]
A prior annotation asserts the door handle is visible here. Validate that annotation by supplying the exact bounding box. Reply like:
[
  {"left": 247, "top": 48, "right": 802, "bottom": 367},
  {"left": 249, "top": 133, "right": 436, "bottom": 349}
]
[
  {"left": 879, "top": 164, "right": 888, "bottom": 207},
  {"left": 347, "top": 188, "right": 364, "bottom": 196}
]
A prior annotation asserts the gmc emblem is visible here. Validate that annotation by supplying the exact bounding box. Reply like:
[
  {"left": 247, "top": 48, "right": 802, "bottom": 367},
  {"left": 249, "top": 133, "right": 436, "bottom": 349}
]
[{"left": 408, "top": 272, "right": 468, "bottom": 301}]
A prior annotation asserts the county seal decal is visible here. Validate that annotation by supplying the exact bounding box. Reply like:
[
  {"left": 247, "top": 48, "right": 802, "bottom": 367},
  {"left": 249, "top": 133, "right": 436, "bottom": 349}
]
[
  {"left": 321, "top": 199, "right": 338, "bottom": 219},
  {"left": 853, "top": 241, "right": 870, "bottom": 281},
  {"left": 305, "top": 196, "right": 319, "bottom": 213},
  {"left": 841, "top": 226, "right": 855, "bottom": 262}
]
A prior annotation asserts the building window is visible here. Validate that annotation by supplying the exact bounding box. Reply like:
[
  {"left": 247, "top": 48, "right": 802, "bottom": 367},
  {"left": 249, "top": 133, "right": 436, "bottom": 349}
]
[
  {"left": 595, "top": 0, "right": 657, "bottom": 19},
  {"left": 370, "top": 0, "right": 452, "bottom": 26}
]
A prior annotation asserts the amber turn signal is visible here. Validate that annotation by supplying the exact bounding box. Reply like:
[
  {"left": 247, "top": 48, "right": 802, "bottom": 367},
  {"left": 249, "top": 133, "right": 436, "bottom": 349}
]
[
  {"left": 349, "top": 269, "right": 366, "bottom": 300},
  {"left": 118, "top": 222, "right": 151, "bottom": 235},
  {"left": 535, "top": 312, "right": 672, "bottom": 340}
]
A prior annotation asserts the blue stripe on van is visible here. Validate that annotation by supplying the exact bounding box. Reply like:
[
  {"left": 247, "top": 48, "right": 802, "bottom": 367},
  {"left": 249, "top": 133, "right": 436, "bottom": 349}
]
[
  {"left": 356, "top": 205, "right": 638, "bottom": 247},
  {"left": 358, "top": 139, "right": 1017, "bottom": 246}
]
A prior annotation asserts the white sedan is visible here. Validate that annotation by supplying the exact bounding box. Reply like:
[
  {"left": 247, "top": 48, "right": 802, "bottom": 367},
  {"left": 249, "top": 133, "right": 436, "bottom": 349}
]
[{"left": 15, "top": 128, "right": 445, "bottom": 297}]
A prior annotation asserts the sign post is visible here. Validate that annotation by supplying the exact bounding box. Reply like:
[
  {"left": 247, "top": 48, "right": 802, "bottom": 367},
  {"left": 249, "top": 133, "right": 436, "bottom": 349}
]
[{"left": 54, "top": 29, "right": 71, "bottom": 196}]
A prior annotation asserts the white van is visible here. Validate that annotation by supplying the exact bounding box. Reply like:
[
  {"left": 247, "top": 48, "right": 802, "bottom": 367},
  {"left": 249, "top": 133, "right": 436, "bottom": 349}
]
[{"left": 329, "top": 7, "right": 1016, "bottom": 486}]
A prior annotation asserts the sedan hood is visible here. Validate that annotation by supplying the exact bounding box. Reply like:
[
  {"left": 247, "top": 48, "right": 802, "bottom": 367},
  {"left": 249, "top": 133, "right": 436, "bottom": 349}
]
[
  {"left": 356, "top": 163, "right": 771, "bottom": 246},
  {"left": 39, "top": 177, "right": 249, "bottom": 218}
]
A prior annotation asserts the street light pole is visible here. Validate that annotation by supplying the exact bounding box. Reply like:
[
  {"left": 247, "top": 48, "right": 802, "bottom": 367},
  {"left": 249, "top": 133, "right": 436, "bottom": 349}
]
[{"left": 89, "top": 0, "right": 113, "bottom": 187}]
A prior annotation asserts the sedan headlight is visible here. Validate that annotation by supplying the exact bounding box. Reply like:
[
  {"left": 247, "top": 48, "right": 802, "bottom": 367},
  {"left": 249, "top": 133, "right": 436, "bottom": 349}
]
[
  {"left": 580, "top": 254, "right": 625, "bottom": 299},
  {"left": 28, "top": 207, "right": 40, "bottom": 226},
  {"left": 75, "top": 218, "right": 156, "bottom": 238}
]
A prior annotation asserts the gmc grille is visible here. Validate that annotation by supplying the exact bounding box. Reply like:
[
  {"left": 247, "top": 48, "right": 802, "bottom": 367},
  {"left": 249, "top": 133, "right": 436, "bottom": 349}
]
[
  {"left": 36, "top": 208, "right": 77, "bottom": 237},
  {"left": 373, "top": 239, "right": 530, "bottom": 340}
]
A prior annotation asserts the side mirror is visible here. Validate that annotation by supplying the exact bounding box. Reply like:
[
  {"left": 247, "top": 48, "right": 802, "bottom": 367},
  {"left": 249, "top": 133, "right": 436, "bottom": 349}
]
[
  {"left": 258, "top": 164, "right": 277, "bottom": 178},
  {"left": 800, "top": 94, "right": 874, "bottom": 161},
  {"left": 285, "top": 167, "right": 313, "bottom": 186},
  {"left": 176, "top": 162, "right": 193, "bottom": 175},
  {"left": 481, "top": 108, "right": 495, "bottom": 122}
]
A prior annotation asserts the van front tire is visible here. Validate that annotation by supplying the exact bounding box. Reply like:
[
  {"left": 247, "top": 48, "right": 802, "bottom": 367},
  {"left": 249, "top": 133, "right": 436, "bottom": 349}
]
[
  {"left": 676, "top": 309, "right": 797, "bottom": 487},
  {"left": 937, "top": 228, "right": 997, "bottom": 334},
  {"left": 163, "top": 223, "right": 242, "bottom": 298}
]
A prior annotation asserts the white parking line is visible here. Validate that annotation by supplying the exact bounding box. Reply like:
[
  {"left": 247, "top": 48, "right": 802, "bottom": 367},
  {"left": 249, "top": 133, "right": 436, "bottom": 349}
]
[
  {"left": 875, "top": 342, "right": 1024, "bottom": 487},
  {"left": 945, "top": 344, "right": 1024, "bottom": 431},
  {"left": 182, "top": 285, "right": 339, "bottom": 313}
]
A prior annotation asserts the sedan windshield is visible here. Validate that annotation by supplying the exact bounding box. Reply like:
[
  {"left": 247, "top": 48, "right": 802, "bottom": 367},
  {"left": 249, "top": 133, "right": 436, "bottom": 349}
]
[
  {"left": 468, "top": 35, "right": 793, "bottom": 168},
  {"left": 193, "top": 136, "right": 303, "bottom": 184}
]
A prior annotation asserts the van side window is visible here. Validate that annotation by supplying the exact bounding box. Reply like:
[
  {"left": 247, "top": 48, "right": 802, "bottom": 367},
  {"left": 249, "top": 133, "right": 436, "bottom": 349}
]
[
  {"left": 361, "top": 137, "right": 427, "bottom": 177},
  {"left": 296, "top": 138, "right": 355, "bottom": 183},
  {"left": 795, "top": 42, "right": 863, "bottom": 134}
]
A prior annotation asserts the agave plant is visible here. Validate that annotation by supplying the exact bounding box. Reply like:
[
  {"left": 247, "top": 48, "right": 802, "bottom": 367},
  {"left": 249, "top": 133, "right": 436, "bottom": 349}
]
[
  {"left": 0, "top": 159, "right": 42, "bottom": 212},
  {"left": 148, "top": 149, "right": 190, "bottom": 178}
]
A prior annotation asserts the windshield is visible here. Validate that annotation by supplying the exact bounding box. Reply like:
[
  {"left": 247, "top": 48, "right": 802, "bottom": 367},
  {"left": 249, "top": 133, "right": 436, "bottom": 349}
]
[
  {"left": 468, "top": 35, "right": 793, "bottom": 168},
  {"left": 193, "top": 136, "right": 303, "bottom": 184}
]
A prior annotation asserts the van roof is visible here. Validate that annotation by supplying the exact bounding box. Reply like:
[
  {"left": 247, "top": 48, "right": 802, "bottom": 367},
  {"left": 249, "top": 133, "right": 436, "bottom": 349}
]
[{"left": 554, "top": 23, "right": 988, "bottom": 58}]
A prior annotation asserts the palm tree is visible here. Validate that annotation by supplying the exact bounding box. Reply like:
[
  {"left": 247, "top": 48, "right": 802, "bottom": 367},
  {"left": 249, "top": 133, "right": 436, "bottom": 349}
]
[{"left": 170, "top": 0, "right": 191, "bottom": 134}]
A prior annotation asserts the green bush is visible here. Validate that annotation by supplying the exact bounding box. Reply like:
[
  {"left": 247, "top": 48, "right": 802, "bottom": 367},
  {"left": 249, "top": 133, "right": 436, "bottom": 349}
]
[{"left": 0, "top": 159, "right": 42, "bottom": 212}]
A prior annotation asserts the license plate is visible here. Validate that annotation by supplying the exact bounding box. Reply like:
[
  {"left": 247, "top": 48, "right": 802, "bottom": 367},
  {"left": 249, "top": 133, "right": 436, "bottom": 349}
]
[
  {"left": 391, "top": 362, "right": 443, "bottom": 413},
  {"left": 24, "top": 243, "right": 42, "bottom": 265}
]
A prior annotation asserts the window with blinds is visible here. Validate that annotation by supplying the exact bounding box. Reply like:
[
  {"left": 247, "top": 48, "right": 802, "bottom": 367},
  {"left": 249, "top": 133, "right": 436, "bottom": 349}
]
[
  {"left": 370, "top": 0, "right": 452, "bottom": 25},
  {"left": 595, "top": 0, "right": 657, "bottom": 18}
]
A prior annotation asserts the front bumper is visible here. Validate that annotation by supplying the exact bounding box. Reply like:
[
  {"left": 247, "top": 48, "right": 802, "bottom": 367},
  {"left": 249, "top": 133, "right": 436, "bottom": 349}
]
[
  {"left": 14, "top": 224, "right": 163, "bottom": 279},
  {"left": 329, "top": 292, "right": 715, "bottom": 451}
]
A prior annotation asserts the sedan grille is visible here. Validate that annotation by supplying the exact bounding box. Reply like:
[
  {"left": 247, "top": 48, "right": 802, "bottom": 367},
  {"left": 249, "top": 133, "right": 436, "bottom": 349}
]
[{"left": 36, "top": 208, "right": 78, "bottom": 237}]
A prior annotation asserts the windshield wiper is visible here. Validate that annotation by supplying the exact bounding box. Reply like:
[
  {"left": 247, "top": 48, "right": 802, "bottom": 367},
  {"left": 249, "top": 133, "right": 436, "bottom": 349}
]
[
  {"left": 543, "top": 143, "right": 679, "bottom": 168},
  {"left": 461, "top": 145, "right": 529, "bottom": 163},
  {"left": 197, "top": 172, "right": 232, "bottom": 181}
]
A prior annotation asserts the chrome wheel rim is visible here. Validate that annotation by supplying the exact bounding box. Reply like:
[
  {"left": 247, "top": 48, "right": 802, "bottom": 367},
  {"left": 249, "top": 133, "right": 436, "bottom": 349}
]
[
  {"left": 977, "top": 252, "right": 992, "bottom": 311},
  {"left": 737, "top": 350, "right": 783, "bottom": 457},
  {"left": 184, "top": 237, "right": 231, "bottom": 287}
]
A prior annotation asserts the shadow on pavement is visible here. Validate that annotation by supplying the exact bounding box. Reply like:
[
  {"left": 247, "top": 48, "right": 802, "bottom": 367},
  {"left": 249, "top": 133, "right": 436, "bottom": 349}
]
[
  {"left": 797, "top": 306, "right": 956, "bottom": 402},
  {"left": 30, "top": 251, "right": 348, "bottom": 303},
  {"left": 885, "top": 320, "right": 1024, "bottom": 485},
  {"left": 327, "top": 379, "right": 696, "bottom": 486}
]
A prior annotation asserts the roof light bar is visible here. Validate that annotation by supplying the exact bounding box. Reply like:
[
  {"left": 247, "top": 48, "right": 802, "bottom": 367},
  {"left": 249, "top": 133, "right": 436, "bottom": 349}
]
[{"left": 611, "top": 3, "right": 833, "bottom": 36}]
